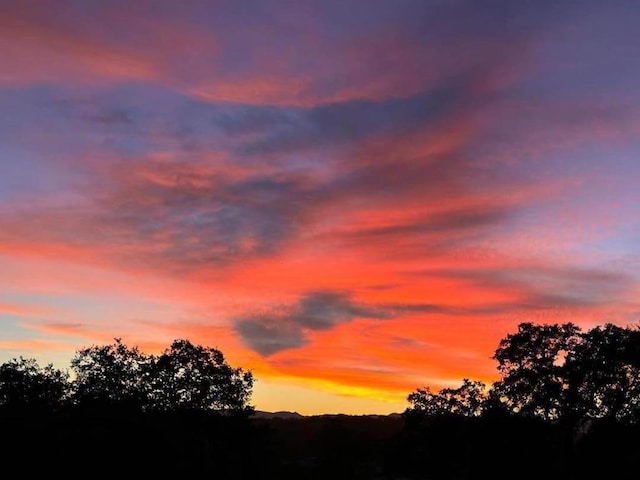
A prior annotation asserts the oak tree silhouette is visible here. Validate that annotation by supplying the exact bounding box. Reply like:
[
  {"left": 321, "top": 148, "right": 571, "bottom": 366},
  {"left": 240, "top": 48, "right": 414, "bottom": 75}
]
[
  {"left": 0, "top": 356, "right": 69, "bottom": 410},
  {"left": 407, "top": 378, "right": 487, "bottom": 418},
  {"left": 147, "top": 338, "right": 254, "bottom": 413},
  {"left": 70, "top": 337, "right": 149, "bottom": 409},
  {"left": 69, "top": 337, "right": 254, "bottom": 412}
]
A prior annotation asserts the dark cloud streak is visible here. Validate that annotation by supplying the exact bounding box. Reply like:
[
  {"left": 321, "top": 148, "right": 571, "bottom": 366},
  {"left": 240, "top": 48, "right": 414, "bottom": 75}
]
[
  {"left": 235, "top": 290, "right": 441, "bottom": 356},
  {"left": 413, "top": 266, "right": 637, "bottom": 310}
]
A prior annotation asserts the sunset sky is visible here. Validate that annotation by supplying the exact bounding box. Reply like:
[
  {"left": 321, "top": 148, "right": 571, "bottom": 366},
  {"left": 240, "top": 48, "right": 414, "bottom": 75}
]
[{"left": 1, "top": 0, "right": 640, "bottom": 415}]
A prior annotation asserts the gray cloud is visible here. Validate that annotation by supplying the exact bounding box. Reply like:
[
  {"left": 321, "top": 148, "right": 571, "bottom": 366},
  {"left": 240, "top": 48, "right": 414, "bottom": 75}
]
[
  {"left": 90, "top": 163, "right": 323, "bottom": 269},
  {"left": 234, "top": 83, "right": 469, "bottom": 158},
  {"left": 235, "top": 290, "right": 440, "bottom": 356},
  {"left": 234, "top": 320, "right": 306, "bottom": 357},
  {"left": 292, "top": 291, "right": 389, "bottom": 330}
]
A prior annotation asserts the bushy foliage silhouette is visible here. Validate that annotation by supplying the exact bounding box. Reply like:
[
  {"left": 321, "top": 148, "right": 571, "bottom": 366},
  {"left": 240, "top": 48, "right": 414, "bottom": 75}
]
[
  {"left": 399, "top": 321, "right": 640, "bottom": 479},
  {"left": 406, "top": 322, "right": 640, "bottom": 426},
  {"left": 70, "top": 338, "right": 149, "bottom": 409},
  {"left": 491, "top": 322, "right": 582, "bottom": 421},
  {"left": 69, "top": 337, "right": 253, "bottom": 412},
  {"left": 0, "top": 337, "right": 256, "bottom": 476},
  {"left": 0, "top": 356, "right": 69, "bottom": 410},
  {"left": 407, "top": 378, "right": 487, "bottom": 418},
  {"left": 148, "top": 339, "right": 254, "bottom": 412}
]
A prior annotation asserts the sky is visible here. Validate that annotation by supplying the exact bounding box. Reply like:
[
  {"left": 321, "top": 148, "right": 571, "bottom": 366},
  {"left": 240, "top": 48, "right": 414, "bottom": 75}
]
[{"left": 1, "top": 0, "right": 640, "bottom": 415}]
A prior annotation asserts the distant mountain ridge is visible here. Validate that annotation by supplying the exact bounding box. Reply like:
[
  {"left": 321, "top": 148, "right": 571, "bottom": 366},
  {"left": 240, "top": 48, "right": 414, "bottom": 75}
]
[
  {"left": 252, "top": 410, "right": 305, "bottom": 419},
  {"left": 252, "top": 410, "right": 402, "bottom": 420}
]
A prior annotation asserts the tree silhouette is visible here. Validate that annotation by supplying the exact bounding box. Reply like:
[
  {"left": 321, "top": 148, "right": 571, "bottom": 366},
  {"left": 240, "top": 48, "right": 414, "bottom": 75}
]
[
  {"left": 70, "top": 338, "right": 150, "bottom": 409},
  {"left": 400, "top": 322, "right": 640, "bottom": 479},
  {"left": 147, "top": 339, "right": 254, "bottom": 413},
  {"left": 490, "top": 322, "right": 581, "bottom": 421},
  {"left": 0, "top": 356, "right": 69, "bottom": 410},
  {"left": 406, "top": 378, "right": 487, "bottom": 417},
  {"left": 489, "top": 322, "right": 640, "bottom": 426},
  {"left": 565, "top": 323, "right": 640, "bottom": 424}
]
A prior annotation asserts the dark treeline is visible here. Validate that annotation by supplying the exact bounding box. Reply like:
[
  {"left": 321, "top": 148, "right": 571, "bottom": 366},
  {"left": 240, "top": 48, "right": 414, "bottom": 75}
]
[{"left": 2, "top": 322, "right": 640, "bottom": 478}]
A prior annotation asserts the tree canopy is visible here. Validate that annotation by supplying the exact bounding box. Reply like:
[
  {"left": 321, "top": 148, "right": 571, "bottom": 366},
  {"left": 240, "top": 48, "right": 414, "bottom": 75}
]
[
  {"left": 4, "top": 321, "right": 640, "bottom": 426},
  {"left": 407, "top": 378, "right": 487, "bottom": 417},
  {"left": 147, "top": 339, "right": 254, "bottom": 412},
  {"left": 406, "top": 322, "right": 640, "bottom": 427},
  {"left": 70, "top": 338, "right": 149, "bottom": 408},
  {"left": 0, "top": 356, "right": 69, "bottom": 410},
  {"left": 1, "top": 338, "right": 253, "bottom": 413}
]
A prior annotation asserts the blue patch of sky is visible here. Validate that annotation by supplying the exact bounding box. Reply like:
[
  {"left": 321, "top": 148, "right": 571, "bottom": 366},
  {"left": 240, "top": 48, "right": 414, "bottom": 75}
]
[
  {"left": 496, "top": 143, "right": 640, "bottom": 265},
  {"left": 0, "top": 318, "right": 31, "bottom": 341},
  {"left": 0, "top": 147, "right": 78, "bottom": 205}
]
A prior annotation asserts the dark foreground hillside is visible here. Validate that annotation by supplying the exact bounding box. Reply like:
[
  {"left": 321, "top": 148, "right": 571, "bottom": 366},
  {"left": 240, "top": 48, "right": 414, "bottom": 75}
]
[{"left": 2, "top": 408, "right": 639, "bottom": 479}]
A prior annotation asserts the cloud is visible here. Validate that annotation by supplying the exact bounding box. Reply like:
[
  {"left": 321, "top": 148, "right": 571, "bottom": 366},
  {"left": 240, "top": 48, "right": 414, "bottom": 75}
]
[
  {"left": 335, "top": 204, "right": 514, "bottom": 244},
  {"left": 0, "top": 69, "right": 522, "bottom": 275},
  {"left": 234, "top": 321, "right": 306, "bottom": 357},
  {"left": 1, "top": 0, "right": 562, "bottom": 106},
  {"left": 233, "top": 83, "right": 476, "bottom": 157},
  {"left": 235, "top": 290, "right": 439, "bottom": 356},
  {"left": 0, "top": 0, "right": 585, "bottom": 280},
  {"left": 25, "top": 322, "right": 92, "bottom": 340},
  {"left": 0, "top": 161, "right": 324, "bottom": 272},
  {"left": 418, "top": 265, "right": 637, "bottom": 310}
]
